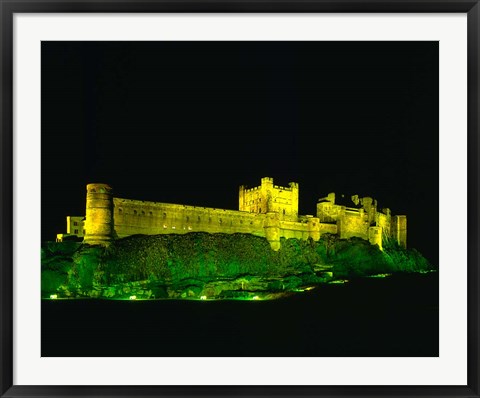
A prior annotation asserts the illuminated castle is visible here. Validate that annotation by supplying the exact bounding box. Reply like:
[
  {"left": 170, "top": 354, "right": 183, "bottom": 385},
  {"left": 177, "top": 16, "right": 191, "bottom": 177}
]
[{"left": 61, "top": 177, "right": 407, "bottom": 251}]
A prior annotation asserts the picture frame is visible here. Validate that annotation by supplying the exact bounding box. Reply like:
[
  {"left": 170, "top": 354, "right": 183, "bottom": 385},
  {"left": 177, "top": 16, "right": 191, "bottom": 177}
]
[{"left": 1, "top": 1, "right": 479, "bottom": 397}]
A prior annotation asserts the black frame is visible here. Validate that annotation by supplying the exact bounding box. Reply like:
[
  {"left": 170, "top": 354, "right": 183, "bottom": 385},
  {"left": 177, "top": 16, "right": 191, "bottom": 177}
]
[{"left": 1, "top": 1, "right": 479, "bottom": 397}]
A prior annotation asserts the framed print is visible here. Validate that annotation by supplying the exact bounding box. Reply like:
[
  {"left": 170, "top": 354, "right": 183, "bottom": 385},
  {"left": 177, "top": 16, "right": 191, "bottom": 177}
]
[{"left": 1, "top": 1, "right": 479, "bottom": 398}]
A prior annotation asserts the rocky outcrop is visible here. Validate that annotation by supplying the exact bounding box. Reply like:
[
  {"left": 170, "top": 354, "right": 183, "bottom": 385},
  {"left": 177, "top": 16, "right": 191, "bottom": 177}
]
[{"left": 41, "top": 232, "right": 434, "bottom": 299}]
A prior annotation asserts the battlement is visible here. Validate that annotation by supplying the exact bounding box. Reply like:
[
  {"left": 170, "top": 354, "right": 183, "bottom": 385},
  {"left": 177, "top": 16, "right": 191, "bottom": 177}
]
[
  {"left": 243, "top": 186, "right": 262, "bottom": 193},
  {"left": 87, "top": 183, "right": 113, "bottom": 194}
]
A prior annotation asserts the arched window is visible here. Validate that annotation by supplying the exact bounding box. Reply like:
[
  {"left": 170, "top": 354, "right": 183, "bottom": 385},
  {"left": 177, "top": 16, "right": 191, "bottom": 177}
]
[
  {"left": 133, "top": 210, "right": 137, "bottom": 215},
  {"left": 163, "top": 212, "right": 167, "bottom": 219}
]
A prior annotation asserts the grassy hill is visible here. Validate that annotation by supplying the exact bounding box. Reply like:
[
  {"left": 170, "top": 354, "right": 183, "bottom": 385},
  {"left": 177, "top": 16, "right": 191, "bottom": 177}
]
[{"left": 41, "top": 233, "right": 435, "bottom": 299}]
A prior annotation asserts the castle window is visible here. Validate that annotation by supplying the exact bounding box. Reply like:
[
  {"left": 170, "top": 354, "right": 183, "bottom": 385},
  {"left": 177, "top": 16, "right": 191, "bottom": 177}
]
[
  {"left": 198, "top": 216, "right": 201, "bottom": 222},
  {"left": 134, "top": 210, "right": 137, "bottom": 215},
  {"left": 118, "top": 208, "right": 123, "bottom": 214},
  {"left": 74, "top": 229, "right": 78, "bottom": 234},
  {"left": 141, "top": 211, "right": 145, "bottom": 215},
  {"left": 163, "top": 213, "right": 167, "bottom": 219},
  {"left": 74, "top": 221, "right": 78, "bottom": 226},
  {"left": 186, "top": 216, "right": 189, "bottom": 222},
  {"left": 283, "top": 209, "right": 286, "bottom": 215},
  {"left": 149, "top": 211, "right": 152, "bottom": 216},
  {"left": 83, "top": 229, "right": 85, "bottom": 234},
  {"left": 219, "top": 218, "right": 222, "bottom": 224}
]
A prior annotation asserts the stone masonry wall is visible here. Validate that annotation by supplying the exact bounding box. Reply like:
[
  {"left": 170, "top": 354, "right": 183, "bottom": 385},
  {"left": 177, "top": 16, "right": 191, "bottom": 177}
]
[{"left": 113, "top": 198, "right": 266, "bottom": 238}]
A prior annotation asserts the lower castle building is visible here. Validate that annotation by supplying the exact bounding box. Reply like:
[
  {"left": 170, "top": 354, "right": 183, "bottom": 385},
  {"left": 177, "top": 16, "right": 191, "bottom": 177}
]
[{"left": 63, "top": 177, "right": 407, "bottom": 250}]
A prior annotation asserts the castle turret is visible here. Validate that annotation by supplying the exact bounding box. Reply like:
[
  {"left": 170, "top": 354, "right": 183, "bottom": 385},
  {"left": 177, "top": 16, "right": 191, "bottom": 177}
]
[
  {"left": 392, "top": 215, "right": 407, "bottom": 248},
  {"left": 264, "top": 212, "right": 281, "bottom": 251},
  {"left": 368, "top": 226, "right": 383, "bottom": 250},
  {"left": 239, "top": 185, "right": 245, "bottom": 211},
  {"left": 288, "top": 181, "right": 299, "bottom": 220},
  {"left": 307, "top": 216, "right": 320, "bottom": 241},
  {"left": 84, "top": 183, "right": 114, "bottom": 246},
  {"left": 261, "top": 177, "right": 274, "bottom": 212}
]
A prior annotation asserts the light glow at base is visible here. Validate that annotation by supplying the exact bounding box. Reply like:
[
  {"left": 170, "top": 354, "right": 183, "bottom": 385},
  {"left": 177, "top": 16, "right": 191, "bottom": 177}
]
[
  {"left": 49, "top": 294, "right": 58, "bottom": 299},
  {"left": 129, "top": 295, "right": 137, "bottom": 300},
  {"left": 200, "top": 296, "right": 207, "bottom": 300}
]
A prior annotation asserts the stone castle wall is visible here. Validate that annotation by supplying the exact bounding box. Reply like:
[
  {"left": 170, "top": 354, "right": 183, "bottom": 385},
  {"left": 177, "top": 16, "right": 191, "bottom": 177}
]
[
  {"left": 112, "top": 198, "right": 329, "bottom": 251},
  {"left": 82, "top": 179, "right": 407, "bottom": 251},
  {"left": 113, "top": 198, "right": 265, "bottom": 238}
]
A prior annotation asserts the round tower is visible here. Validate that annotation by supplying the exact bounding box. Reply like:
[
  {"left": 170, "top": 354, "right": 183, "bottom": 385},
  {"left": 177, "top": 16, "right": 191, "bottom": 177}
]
[{"left": 84, "top": 183, "right": 114, "bottom": 246}]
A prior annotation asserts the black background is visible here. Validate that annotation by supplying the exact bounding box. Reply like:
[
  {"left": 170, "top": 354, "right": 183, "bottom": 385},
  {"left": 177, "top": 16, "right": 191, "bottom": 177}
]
[{"left": 41, "top": 41, "right": 439, "bottom": 265}]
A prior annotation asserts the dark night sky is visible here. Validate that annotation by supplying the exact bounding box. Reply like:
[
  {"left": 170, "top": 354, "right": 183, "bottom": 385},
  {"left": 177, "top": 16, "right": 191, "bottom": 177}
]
[{"left": 41, "top": 41, "right": 438, "bottom": 264}]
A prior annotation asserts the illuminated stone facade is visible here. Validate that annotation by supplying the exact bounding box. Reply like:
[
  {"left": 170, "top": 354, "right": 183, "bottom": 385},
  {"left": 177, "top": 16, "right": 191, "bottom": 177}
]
[
  {"left": 79, "top": 178, "right": 407, "bottom": 251},
  {"left": 55, "top": 216, "right": 85, "bottom": 242}
]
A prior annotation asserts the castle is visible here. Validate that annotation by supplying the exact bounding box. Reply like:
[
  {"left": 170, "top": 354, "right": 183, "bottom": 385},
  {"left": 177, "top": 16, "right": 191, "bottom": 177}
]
[{"left": 58, "top": 177, "right": 407, "bottom": 251}]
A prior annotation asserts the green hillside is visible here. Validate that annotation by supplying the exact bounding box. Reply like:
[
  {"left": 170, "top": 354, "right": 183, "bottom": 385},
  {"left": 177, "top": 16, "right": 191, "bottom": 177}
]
[{"left": 41, "top": 233, "right": 434, "bottom": 300}]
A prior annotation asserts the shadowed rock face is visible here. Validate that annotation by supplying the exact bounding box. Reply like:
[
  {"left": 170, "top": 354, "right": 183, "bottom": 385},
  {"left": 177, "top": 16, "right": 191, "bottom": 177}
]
[{"left": 41, "top": 232, "right": 433, "bottom": 300}]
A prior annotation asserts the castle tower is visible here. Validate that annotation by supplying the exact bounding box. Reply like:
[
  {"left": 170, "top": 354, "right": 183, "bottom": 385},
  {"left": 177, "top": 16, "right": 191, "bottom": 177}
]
[
  {"left": 239, "top": 177, "right": 298, "bottom": 221},
  {"left": 392, "top": 215, "right": 407, "bottom": 248},
  {"left": 368, "top": 226, "right": 383, "bottom": 250},
  {"left": 261, "top": 177, "right": 274, "bottom": 212},
  {"left": 288, "top": 182, "right": 299, "bottom": 220},
  {"left": 317, "top": 192, "right": 336, "bottom": 223},
  {"left": 84, "top": 183, "right": 114, "bottom": 246},
  {"left": 307, "top": 217, "right": 321, "bottom": 241},
  {"left": 264, "top": 212, "right": 281, "bottom": 251}
]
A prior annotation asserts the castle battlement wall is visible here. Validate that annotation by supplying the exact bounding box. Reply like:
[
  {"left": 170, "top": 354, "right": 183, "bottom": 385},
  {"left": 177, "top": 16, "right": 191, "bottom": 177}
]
[
  {"left": 76, "top": 177, "right": 407, "bottom": 251},
  {"left": 113, "top": 198, "right": 266, "bottom": 239}
]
